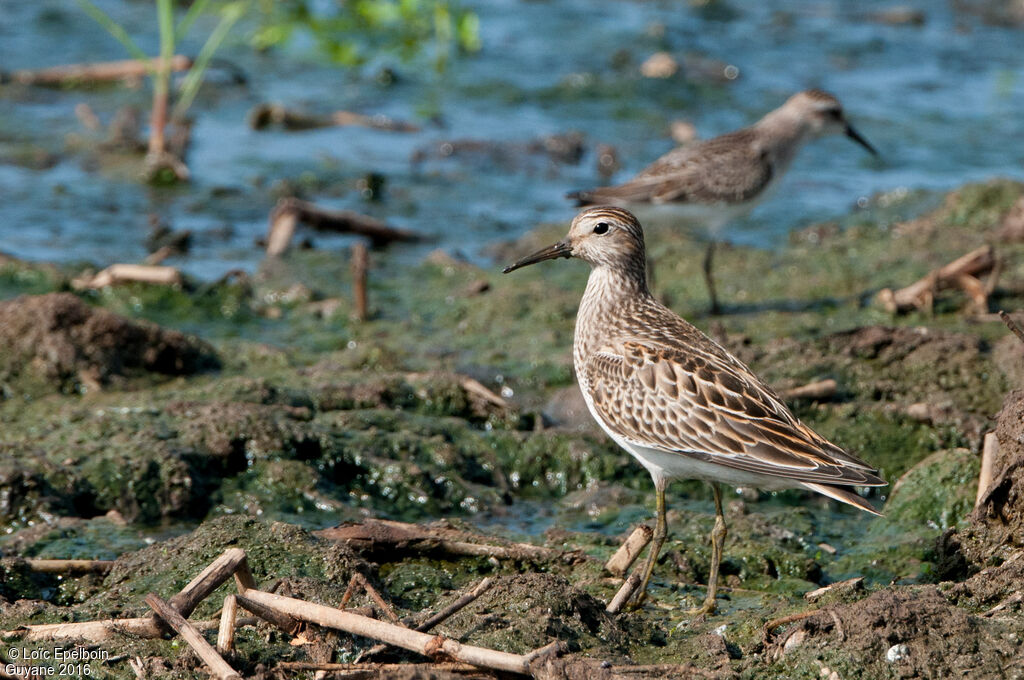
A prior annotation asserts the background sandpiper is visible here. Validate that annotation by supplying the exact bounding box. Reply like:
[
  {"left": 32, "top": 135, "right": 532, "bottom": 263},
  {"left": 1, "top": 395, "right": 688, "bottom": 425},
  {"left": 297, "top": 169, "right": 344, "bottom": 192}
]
[
  {"left": 568, "top": 90, "right": 877, "bottom": 314},
  {"left": 504, "top": 206, "right": 885, "bottom": 614}
]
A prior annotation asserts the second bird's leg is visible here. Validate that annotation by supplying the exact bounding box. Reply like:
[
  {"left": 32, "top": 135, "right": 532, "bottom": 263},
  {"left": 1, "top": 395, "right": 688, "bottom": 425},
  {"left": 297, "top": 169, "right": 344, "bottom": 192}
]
[
  {"left": 703, "top": 240, "right": 721, "bottom": 316},
  {"left": 633, "top": 477, "right": 668, "bottom": 606},
  {"left": 688, "top": 483, "right": 727, "bottom": 616}
]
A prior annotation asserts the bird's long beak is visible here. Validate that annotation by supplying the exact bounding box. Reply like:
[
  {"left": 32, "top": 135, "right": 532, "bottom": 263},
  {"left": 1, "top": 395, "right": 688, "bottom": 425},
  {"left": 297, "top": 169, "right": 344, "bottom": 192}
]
[
  {"left": 845, "top": 123, "right": 878, "bottom": 156},
  {"left": 502, "top": 239, "right": 572, "bottom": 273}
]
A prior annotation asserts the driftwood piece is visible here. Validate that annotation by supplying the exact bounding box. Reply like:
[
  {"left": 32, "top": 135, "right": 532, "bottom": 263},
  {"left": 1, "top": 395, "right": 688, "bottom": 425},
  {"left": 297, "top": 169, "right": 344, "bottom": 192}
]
[
  {"left": 6, "top": 56, "right": 192, "bottom": 86},
  {"left": 877, "top": 246, "right": 997, "bottom": 314},
  {"left": 605, "top": 573, "right": 641, "bottom": 615},
  {"left": 605, "top": 525, "right": 653, "bottom": 578},
  {"left": 72, "top": 264, "right": 183, "bottom": 290},
  {"left": 977, "top": 432, "right": 1000, "bottom": 509},
  {"left": 1, "top": 617, "right": 257, "bottom": 643},
  {"left": 237, "top": 589, "right": 534, "bottom": 675},
  {"left": 781, "top": 379, "right": 838, "bottom": 402},
  {"left": 145, "top": 593, "right": 242, "bottom": 680},
  {"left": 278, "top": 661, "right": 483, "bottom": 675},
  {"left": 351, "top": 242, "right": 369, "bottom": 321},
  {"left": 266, "top": 198, "right": 421, "bottom": 256},
  {"left": 217, "top": 594, "right": 237, "bottom": 654},
  {"left": 24, "top": 559, "right": 115, "bottom": 574},
  {"left": 317, "top": 519, "right": 576, "bottom": 564},
  {"left": 168, "top": 548, "right": 250, "bottom": 620},
  {"left": 234, "top": 592, "right": 303, "bottom": 635},
  {"left": 248, "top": 103, "right": 419, "bottom": 133}
]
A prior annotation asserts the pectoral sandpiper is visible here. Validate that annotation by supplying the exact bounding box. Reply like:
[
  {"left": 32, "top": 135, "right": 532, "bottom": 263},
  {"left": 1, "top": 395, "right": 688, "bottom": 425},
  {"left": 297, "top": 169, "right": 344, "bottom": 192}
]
[
  {"left": 504, "top": 206, "right": 885, "bottom": 615},
  {"left": 567, "top": 90, "right": 877, "bottom": 315}
]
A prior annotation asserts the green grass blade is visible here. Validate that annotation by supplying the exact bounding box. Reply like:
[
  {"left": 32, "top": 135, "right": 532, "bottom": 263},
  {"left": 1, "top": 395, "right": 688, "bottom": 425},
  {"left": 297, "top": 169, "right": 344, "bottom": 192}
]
[
  {"left": 75, "top": 0, "right": 153, "bottom": 70},
  {"left": 176, "top": 0, "right": 213, "bottom": 42},
  {"left": 172, "top": 0, "right": 248, "bottom": 119}
]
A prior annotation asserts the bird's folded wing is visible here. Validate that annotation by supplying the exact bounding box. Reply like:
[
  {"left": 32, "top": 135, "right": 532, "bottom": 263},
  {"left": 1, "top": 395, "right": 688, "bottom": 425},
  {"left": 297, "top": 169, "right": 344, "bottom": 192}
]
[
  {"left": 570, "top": 131, "right": 772, "bottom": 206},
  {"left": 633, "top": 131, "right": 774, "bottom": 204},
  {"left": 584, "top": 341, "right": 884, "bottom": 487}
]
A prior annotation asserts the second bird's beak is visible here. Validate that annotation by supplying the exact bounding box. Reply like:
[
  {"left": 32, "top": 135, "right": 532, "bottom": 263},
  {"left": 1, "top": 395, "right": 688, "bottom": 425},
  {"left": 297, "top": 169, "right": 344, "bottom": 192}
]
[
  {"left": 503, "top": 239, "right": 572, "bottom": 273},
  {"left": 844, "top": 123, "right": 878, "bottom": 156}
]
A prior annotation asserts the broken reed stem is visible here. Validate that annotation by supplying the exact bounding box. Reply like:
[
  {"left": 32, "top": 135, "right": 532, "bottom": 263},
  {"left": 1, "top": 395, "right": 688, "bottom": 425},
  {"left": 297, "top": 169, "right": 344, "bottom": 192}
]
[
  {"left": 72, "top": 264, "right": 183, "bottom": 290},
  {"left": 352, "top": 573, "right": 400, "bottom": 623},
  {"left": 762, "top": 610, "right": 817, "bottom": 641},
  {"left": 278, "top": 661, "right": 479, "bottom": 673},
  {"left": 999, "top": 310, "right": 1024, "bottom": 345},
  {"left": 8, "top": 56, "right": 192, "bottom": 86},
  {"left": 605, "top": 526, "right": 653, "bottom": 578},
  {"left": 145, "top": 594, "right": 241, "bottom": 680},
  {"left": 351, "top": 242, "right": 369, "bottom": 321},
  {"left": 2, "top": 617, "right": 257, "bottom": 643},
  {"left": 168, "top": 548, "right": 249, "bottom": 620},
  {"left": 24, "top": 559, "right": 115, "bottom": 574},
  {"left": 781, "top": 378, "right": 838, "bottom": 402},
  {"left": 977, "top": 432, "right": 1000, "bottom": 509},
  {"left": 217, "top": 594, "right": 238, "bottom": 654},
  {"left": 416, "top": 577, "right": 494, "bottom": 633},
  {"left": 877, "top": 245, "right": 996, "bottom": 314},
  {"left": 234, "top": 592, "right": 303, "bottom": 636},
  {"left": 266, "top": 197, "right": 421, "bottom": 257},
  {"left": 606, "top": 573, "right": 641, "bottom": 615},
  {"left": 238, "top": 589, "right": 533, "bottom": 675}
]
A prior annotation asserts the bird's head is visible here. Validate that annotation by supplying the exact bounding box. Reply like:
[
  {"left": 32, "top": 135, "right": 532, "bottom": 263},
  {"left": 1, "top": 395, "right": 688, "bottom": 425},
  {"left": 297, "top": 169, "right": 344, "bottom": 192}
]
[
  {"left": 503, "top": 207, "right": 646, "bottom": 274},
  {"left": 785, "top": 89, "right": 877, "bottom": 155}
]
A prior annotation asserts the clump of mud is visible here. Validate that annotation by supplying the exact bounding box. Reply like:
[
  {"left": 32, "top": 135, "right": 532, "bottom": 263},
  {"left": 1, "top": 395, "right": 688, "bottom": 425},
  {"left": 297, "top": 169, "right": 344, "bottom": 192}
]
[
  {"left": 770, "top": 586, "right": 1021, "bottom": 679},
  {"left": 955, "top": 389, "right": 1024, "bottom": 567},
  {"left": 0, "top": 292, "right": 219, "bottom": 397}
]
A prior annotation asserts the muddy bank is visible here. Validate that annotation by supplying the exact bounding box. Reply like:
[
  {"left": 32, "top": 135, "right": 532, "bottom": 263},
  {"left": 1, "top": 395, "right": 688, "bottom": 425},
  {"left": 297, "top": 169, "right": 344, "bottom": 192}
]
[
  {"left": 1, "top": 180, "right": 1024, "bottom": 677},
  {"left": 0, "top": 292, "right": 219, "bottom": 398}
]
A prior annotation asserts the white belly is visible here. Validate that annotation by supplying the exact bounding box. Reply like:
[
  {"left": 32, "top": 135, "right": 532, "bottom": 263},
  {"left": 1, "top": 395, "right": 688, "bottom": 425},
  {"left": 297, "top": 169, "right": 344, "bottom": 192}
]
[{"left": 577, "top": 374, "right": 799, "bottom": 491}]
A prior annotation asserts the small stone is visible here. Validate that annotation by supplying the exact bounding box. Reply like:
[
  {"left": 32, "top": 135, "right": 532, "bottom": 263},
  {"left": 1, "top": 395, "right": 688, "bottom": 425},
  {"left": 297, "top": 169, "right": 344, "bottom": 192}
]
[
  {"left": 782, "top": 629, "right": 807, "bottom": 654},
  {"left": 641, "top": 52, "right": 679, "bottom": 79},
  {"left": 886, "top": 643, "right": 910, "bottom": 663},
  {"left": 670, "top": 120, "right": 698, "bottom": 144}
]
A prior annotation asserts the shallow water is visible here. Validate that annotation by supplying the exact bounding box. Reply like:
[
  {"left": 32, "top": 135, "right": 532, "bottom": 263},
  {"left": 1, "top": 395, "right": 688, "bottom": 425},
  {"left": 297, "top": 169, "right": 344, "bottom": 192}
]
[{"left": 1, "top": 0, "right": 1023, "bottom": 279}]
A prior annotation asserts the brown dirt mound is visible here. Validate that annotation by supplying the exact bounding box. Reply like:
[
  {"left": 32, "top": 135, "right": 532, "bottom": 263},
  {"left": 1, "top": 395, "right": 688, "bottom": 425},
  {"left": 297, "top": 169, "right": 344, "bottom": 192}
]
[
  {"left": 771, "top": 586, "right": 1021, "bottom": 679},
  {"left": 958, "top": 389, "right": 1024, "bottom": 566},
  {"left": 0, "top": 292, "right": 218, "bottom": 396}
]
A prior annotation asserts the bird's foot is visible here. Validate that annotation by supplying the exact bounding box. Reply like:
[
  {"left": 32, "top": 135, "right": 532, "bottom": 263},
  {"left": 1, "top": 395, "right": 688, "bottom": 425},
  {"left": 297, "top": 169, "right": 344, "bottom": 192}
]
[{"left": 684, "top": 595, "right": 718, "bottom": 618}]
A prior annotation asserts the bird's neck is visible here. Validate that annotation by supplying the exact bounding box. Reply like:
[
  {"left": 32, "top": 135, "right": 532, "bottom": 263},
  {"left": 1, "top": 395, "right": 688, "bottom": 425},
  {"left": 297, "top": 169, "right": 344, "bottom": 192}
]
[
  {"left": 575, "top": 263, "right": 650, "bottom": 359},
  {"left": 753, "top": 108, "right": 811, "bottom": 168}
]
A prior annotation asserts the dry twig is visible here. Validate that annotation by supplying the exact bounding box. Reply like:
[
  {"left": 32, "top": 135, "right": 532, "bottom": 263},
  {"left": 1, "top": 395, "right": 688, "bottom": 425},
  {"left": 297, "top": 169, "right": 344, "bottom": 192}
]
[
  {"left": 248, "top": 103, "right": 419, "bottom": 133},
  {"left": 977, "top": 432, "right": 1000, "bottom": 509},
  {"left": 605, "top": 525, "right": 653, "bottom": 578},
  {"left": 877, "top": 246, "right": 997, "bottom": 314},
  {"left": 606, "top": 573, "right": 641, "bottom": 615},
  {"left": 999, "top": 310, "right": 1024, "bottom": 345},
  {"left": 781, "top": 379, "right": 838, "bottom": 402},
  {"left": 72, "top": 264, "right": 183, "bottom": 290},
  {"left": 7, "top": 56, "right": 192, "bottom": 86},
  {"left": 266, "top": 197, "right": 421, "bottom": 256},
  {"left": 145, "top": 593, "right": 241, "bottom": 680},
  {"left": 238, "top": 589, "right": 542, "bottom": 675},
  {"left": 317, "top": 519, "right": 575, "bottom": 564}
]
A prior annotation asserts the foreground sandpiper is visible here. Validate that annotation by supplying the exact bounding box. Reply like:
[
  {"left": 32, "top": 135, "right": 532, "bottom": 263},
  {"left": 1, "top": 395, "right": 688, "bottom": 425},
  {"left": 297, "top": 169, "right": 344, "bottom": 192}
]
[
  {"left": 504, "top": 206, "right": 885, "bottom": 614},
  {"left": 567, "top": 90, "right": 877, "bottom": 314}
]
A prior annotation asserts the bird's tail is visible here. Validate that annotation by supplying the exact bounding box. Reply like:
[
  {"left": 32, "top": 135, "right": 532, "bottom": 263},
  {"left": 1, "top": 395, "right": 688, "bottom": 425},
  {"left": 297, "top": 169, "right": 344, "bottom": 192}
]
[{"left": 802, "top": 482, "right": 883, "bottom": 516}]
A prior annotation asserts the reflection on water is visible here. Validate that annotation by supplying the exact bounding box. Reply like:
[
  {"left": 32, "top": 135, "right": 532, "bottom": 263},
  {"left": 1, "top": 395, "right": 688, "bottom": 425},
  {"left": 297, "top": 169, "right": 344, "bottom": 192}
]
[{"left": 1, "top": 0, "right": 1022, "bottom": 278}]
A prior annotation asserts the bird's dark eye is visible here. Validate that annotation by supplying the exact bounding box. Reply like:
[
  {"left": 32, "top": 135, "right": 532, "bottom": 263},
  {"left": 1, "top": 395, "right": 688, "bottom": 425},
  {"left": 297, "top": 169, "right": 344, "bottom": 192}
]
[{"left": 594, "top": 222, "right": 609, "bottom": 235}]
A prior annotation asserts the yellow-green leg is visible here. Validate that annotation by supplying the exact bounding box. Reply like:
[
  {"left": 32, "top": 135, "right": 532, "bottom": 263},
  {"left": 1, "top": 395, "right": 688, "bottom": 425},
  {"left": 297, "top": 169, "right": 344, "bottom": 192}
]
[
  {"left": 703, "top": 240, "right": 721, "bottom": 316},
  {"left": 688, "top": 483, "right": 727, "bottom": 616},
  {"left": 633, "top": 477, "right": 668, "bottom": 606}
]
